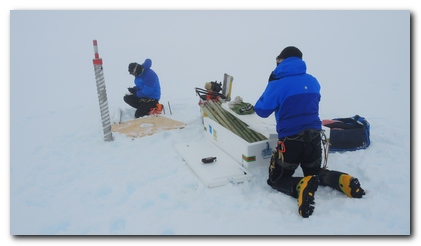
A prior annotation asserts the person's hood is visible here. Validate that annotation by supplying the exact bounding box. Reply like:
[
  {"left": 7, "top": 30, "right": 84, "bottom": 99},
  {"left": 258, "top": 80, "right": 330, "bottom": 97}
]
[
  {"left": 142, "top": 58, "right": 152, "bottom": 70},
  {"left": 272, "top": 57, "right": 306, "bottom": 79}
]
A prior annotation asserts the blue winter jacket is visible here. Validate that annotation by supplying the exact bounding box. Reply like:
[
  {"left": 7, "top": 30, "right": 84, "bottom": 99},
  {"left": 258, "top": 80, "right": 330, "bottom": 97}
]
[
  {"left": 133, "top": 59, "right": 161, "bottom": 100},
  {"left": 254, "top": 57, "right": 321, "bottom": 138}
]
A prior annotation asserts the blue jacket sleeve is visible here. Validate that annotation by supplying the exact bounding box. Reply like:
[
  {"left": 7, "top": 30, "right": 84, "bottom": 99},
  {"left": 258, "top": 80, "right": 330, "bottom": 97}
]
[{"left": 254, "top": 82, "right": 280, "bottom": 118}]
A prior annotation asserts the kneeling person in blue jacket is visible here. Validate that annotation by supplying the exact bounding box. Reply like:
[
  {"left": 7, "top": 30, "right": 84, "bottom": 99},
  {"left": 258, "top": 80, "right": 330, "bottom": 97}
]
[
  {"left": 125, "top": 58, "right": 161, "bottom": 118},
  {"left": 255, "top": 46, "right": 366, "bottom": 218}
]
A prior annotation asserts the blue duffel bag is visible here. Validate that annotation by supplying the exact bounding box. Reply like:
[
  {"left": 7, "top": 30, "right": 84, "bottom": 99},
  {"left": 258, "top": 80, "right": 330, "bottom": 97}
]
[{"left": 322, "top": 115, "right": 370, "bottom": 151}]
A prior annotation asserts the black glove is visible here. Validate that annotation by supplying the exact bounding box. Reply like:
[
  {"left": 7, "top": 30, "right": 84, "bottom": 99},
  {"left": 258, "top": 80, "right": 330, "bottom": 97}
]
[{"left": 128, "top": 87, "right": 137, "bottom": 94}]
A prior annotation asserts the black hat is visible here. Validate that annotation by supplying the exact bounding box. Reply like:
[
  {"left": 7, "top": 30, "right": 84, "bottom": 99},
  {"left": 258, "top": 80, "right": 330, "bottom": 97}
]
[
  {"left": 277, "top": 46, "right": 303, "bottom": 60},
  {"left": 128, "top": 62, "right": 143, "bottom": 75}
]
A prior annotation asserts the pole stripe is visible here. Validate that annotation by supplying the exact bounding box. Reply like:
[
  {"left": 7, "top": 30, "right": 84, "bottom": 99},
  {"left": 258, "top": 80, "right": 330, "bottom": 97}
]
[
  {"left": 92, "top": 39, "right": 102, "bottom": 65},
  {"left": 92, "top": 40, "right": 113, "bottom": 142}
]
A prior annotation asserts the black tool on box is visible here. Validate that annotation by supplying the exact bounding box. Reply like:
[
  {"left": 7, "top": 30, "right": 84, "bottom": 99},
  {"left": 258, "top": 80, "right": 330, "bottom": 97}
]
[{"left": 201, "top": 157, "right": 217, "bottom": 164}]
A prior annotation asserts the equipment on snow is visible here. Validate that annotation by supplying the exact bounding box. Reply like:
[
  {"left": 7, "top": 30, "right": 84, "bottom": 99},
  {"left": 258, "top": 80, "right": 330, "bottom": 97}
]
[
  {"left": 113, "top": 107, "right": 122, "bottom": 124},
  {"left": 199, "top": 98, "right": 267, "bottom": 143},
  {"left": 195, "top": 73, "right": 233, "bottom": 101},
  {"left": 167, "top": 101, "right": 172, "bottom": 115},
  {"left": 228, "top": 96, "right": 255, "bottom": 115},
  {"left": 92, "top": 39, "right": 113, "bottom": 142},
  {"left": 322, "top": 115, "right": 370, "bottom": 151},
  {"left": 201, "top": 157, "right": 217, "bottom": 164},
  {"left": 205, "top": 81, "right": 223, "bottom": 93}
]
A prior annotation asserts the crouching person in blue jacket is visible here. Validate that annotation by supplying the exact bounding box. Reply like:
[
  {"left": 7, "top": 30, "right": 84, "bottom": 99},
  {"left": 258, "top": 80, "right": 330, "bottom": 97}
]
[
  {"left": 125, "top": 58, "right": 162, "bottom": 118},
  {"left": 255, "top": 46, "right": 365, "bottom": 218}
]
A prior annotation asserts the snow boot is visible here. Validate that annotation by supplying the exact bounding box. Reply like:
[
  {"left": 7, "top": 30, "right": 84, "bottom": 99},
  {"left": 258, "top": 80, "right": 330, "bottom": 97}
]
[
  {"left": 319, "top": 169, "right": 365, "bottom": 198},
  {"left": 149, "top": 103, "right": 164, "bottom": 116},
  {"left": 339, "top": 174, "right": 365, "bottom": 198},
  {"left": 296, "top": 175, "right": 319, "bottom": 218}
]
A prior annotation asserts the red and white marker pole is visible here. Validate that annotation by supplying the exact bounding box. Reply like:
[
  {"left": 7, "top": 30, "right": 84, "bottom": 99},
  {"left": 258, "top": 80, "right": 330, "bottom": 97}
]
[{"left": 92, "top": 40, "right": 113, "bottom": 142}]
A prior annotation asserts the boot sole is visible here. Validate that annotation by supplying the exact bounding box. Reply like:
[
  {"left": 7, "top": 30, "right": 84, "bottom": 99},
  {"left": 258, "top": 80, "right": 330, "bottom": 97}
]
[{"left": 297, "top": 175, "right": 319, "bottom": 218}]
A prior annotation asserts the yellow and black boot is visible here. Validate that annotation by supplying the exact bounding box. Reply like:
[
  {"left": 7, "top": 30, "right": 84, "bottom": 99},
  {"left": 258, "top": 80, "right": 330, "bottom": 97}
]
[
  {"left": 338, "top": 174, "right": 365, "bottom": 198},
  {"left": 319, "top": 169, "right": 365, "bottom": 198},
  {"left": 296, "top": 175, "right": 319, "bottom": 218}
]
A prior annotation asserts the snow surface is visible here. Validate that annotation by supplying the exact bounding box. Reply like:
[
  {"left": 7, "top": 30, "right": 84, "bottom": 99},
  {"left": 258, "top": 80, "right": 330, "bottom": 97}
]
[{"left": 8, "top": 9, "right": 411, "bottom": 237}]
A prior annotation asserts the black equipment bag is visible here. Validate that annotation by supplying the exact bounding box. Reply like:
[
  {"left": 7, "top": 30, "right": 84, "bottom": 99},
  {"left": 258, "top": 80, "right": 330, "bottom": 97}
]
[{"left": 322, "top": 115, "right": 370, "bottom": 151}]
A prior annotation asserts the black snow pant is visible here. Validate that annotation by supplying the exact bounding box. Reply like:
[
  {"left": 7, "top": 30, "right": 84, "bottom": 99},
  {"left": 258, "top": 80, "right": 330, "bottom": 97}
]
[
  {"left": 123, "top": 94, "right": 159, "bottom": 118},
  {"left": 267, "top": 129, "right": 322, "bottom": 198},
  {"left": 267, "top": 129, "right": 350, "bottom": 198}
]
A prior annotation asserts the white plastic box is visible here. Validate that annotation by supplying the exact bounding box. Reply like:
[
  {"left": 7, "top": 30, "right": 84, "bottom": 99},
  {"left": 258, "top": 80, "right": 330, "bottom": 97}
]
[
  {"left": 176, "top": 100, "right": 330, "bottom": 188},
  {"left": 202, "top": 116, "right": 278, "bottom": 170},
  {"left": 201, "top": 103, "right": 330, "bottom": 170},
  {"left": 175, "top": 103, "right": 278, "bottom": 188}
]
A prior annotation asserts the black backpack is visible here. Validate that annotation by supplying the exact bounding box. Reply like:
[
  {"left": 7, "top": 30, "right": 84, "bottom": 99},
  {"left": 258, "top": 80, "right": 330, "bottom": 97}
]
[{"left": 322, "top": 115, "right": 371, "bottom": 151}]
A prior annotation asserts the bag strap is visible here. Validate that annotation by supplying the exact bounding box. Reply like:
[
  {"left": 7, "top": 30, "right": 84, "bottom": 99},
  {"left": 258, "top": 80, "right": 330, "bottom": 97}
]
[
  {"left": 321, "top": 130, "right": 330, "bottom": 169},
  {"left": 353, "top": 115, "right": 370, "bottom": 130}
]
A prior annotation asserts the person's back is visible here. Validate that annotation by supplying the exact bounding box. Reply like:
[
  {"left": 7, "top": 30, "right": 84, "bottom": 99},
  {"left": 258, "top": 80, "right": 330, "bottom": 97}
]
[{"left": 255, "top": 56, "right": 321, "bottom": 138}]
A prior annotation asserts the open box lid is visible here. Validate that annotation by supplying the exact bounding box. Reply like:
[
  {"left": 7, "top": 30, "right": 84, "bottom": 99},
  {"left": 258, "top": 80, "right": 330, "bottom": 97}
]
[{"left": 175, "top": 140, "right": 253, "bottom": 188}]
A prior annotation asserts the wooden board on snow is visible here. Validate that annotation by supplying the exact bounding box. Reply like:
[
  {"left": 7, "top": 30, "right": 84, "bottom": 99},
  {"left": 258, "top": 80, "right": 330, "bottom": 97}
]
[
  {"left": 111, "top": 116, "right": 185, "bottom": 138},
  {"left": 175, "top": 141, "right": 253, "bottom": 188}
]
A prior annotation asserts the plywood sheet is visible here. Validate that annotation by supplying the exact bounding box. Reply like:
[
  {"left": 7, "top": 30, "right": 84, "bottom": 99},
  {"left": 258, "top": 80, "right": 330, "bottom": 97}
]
[{"left": 111, "top": 116, "right": 185, "bottom": 138}]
